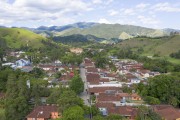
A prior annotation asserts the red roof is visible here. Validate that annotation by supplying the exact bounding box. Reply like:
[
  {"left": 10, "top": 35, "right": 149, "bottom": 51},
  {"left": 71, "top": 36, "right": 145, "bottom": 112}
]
[
  {"left": 26, "top": 105, "right": 58, "bottom": 119},
  {"left": 152, "top": 105, "right": 180, "bottom": 120},
  {"left": 89, "top": 87, "right": 121, "bottom": 94},
  {"left": 108, "top": 106, "right": 138, "bottom": 117},
  {"left": 97, "top": 93, "right": 122, "bottom": 102},
  {"left": 86, "top": 67, "right": 98, "bottom": 73},
  {"left": 84, "top": 58, "right": 93, "bottom": 63},
  {"left": 86, "top": 73, "right": 100, "bottom": 82}
]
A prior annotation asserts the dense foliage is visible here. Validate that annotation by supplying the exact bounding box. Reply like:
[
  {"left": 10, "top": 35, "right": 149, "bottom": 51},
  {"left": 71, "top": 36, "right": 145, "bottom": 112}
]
[
  {"left": 137, "top": 74, "right": 180, "bottom": 107},
  {"left": 69, "top": 75, "right": 84, "bottom": 94}
]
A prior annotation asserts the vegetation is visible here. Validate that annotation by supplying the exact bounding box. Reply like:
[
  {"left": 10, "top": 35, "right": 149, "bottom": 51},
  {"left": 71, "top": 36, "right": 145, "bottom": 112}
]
[
  {"left": 69, "top": 75, "right": 84, "bottom": 94},
  {"left": 0, "top": 28, "right": 46, "bottom": 49},
  {"left": 170, "top": 50, "right": 180, "bottom": 59},
  {"left": 135, "top": 106, "right": 162, "bottom": 120},
  {"left": 62, "top": 105, "right": 84, "bottom": 120},
  {"left": 136, "top": 74, "right": 180, "bottom": 107}
]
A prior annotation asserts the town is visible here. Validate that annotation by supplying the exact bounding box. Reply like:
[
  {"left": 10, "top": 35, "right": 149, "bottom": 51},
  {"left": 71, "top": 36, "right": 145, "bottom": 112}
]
[
  {"left": 0, "top": 0, "right": 180, "bottom": 119},
  {"left": 0, "top": 48, "right": 180, "bottom": 120}
]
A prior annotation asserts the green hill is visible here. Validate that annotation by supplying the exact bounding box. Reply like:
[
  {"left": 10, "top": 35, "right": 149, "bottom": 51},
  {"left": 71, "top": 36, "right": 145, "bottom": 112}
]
[
  {"left": 0, "top": 28, "right": 46, "bottom": 49},
  {"left": 116, "top": 35, "right": 180, "bottom": 56}
]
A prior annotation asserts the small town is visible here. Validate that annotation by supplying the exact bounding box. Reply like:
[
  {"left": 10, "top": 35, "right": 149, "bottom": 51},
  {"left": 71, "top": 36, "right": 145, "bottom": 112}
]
[
  {"left": 0, "top": 0, "right": 180, "bottom": 120},
  {"left": 0, "top": 48, "right": 180, "bottom": 120}
]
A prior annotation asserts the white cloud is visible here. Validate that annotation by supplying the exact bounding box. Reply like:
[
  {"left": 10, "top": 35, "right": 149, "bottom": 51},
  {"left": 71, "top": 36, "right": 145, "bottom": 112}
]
[
  {"left": 137, "top": 15, "right": 159, "bottom": 25},
  {"left": 98, "top": 18, "right": 111, "bottom": 24},
  {"left": 136, "top": 3, "right": 150, "bottom": 9},
  {"left": 92, "top": 0, "right": 102, "bottom": 4},
  {"left": 108, "top": 9, "right": 119, "bottom": 16},
  {"left": 152, "top": 2, "right": 180, "bottom": 12},
  {"left": 0, "top": 0, "right": 92, "bottom": 26},
  {"left": 106, "top": 0, "right": 114, "bottom": 4},
  {"left": 123, "top": 8, "right": 135, "bottom": 15}
]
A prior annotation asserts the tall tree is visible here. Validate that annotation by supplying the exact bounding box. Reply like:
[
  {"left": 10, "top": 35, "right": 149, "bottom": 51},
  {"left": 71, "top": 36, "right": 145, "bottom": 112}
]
[
  {"left": 69, "top": 75, "right": 84, "bottom": 94},
  {"left": 57, "top": 90, "right": 83, "bottom": 112},
  {"left": 62, "top": 106, "right": 84, "bottom": 120}
]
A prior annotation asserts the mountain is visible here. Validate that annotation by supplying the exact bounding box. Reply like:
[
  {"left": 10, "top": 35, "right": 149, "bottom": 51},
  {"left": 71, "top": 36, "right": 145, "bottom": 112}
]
[
  {"left": 32, "top": 23, "right": 171, "bottom": 39},
  {"left": 163, "top": 28, "right": 180, "bottom": 33},
  {"left": 0, "top": 26, "right": 6, "bottom": 28},
  {"left": 35, "top": 22, "right": 97, "bottom": 32},
  {"left": 53, "top": 34, "right": 105, "bottom": 43},
  {"left": 0, "top": 28, "right": 46, "bottom": 49}
]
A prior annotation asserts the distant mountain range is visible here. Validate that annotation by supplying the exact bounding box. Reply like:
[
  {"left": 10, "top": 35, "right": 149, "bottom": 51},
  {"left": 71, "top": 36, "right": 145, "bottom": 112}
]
[{"left": 28, "top": 22, "right": 180, "bottom": 40}]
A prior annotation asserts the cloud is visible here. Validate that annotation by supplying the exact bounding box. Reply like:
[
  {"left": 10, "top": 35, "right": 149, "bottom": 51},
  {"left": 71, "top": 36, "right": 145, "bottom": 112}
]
[
  {"left": 92, "top": 0, "right": 102, "bottom": 4},
  {"left": 152, "top": 2, "right": 180, "bottom": 12},
  {"left": 108, "top": 9, "right": 119, "bottom": 16},
  {"left": 106, "top": 0, "right": 114, "bottom": 4},
  {"left": 0, "top": 0, "right": 92, "bottom": 26},
  {"left": 123, "top": 8, "right": 135, "bottom": 15},
  {"left": 136, "top": 3, "right": 150, "bottom": 9},
  {"left": 137, "top": 15, "right": 159, "bottom": 25},
  {"left": 98, "top": 18, "right": 111, "bottom": 24}
]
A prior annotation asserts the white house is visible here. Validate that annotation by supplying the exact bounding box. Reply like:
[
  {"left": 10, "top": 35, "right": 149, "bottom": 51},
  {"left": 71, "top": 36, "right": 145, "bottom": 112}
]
[{"left": 15, "top": 59, "right": 30, "bottom": 68}]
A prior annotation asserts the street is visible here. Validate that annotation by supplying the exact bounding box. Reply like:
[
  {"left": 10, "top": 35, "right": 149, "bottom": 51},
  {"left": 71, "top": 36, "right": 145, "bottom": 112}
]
[{"left": 79, "top": 65, "right": 90, "bottom": 106}]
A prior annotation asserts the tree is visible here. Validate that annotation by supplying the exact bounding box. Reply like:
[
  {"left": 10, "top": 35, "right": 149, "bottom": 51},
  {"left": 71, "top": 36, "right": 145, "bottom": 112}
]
[
  {"left": 144, "top": 96, "right": 160, "bottom": 105},
  {"left": 31, "top": 84, "right": 41, "bottom": 106},
  {"left": 69, "top": 75, "right": 84, "bottom": 94},
  {"left": 5, "top": 73, "right": 19, "bottom": 120},
  {"left": 106, "top": 114, "right": 124, "bottom": 120},
  {"left": 92, "top": 115, "right": 104, "bottom": 120},
  {"left": 137, "top": 75, "right": 180, "bottom": 107},
  {"left": 5, "top": 74, "right": 30, "bottom": 120},
  {"left": 31, "top": 67, "right": 44, "bottom": 78},
  {"left": 62, "top": 106, "right": 84, "bottom": 120},
  {"left": 57, "top": 90, "right": 84, "bottom": 112},
  {"left": 55, "top": 71, "right": 62, "bottom": 79}
]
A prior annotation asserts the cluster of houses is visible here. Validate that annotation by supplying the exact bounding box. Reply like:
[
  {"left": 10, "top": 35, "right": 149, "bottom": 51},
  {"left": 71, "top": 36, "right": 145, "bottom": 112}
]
[{"left": 83, "top": 58, "right": 180, "bottom": 120}]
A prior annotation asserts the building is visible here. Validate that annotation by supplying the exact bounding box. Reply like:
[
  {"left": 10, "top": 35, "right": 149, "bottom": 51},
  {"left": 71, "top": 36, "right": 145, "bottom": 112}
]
[
  {"left": 15, "top": 59, "right": 30, "bottom": 68},
  {"left": 26, "top": 105, "right": 60, "bottom": 120},
  {"left": 152, "top": 105, "right": 180, "bottom": 120}
]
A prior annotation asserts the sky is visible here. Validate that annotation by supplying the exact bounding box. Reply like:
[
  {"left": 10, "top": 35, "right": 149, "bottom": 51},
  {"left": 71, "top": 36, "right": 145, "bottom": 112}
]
[{"left": 0, "top": 0, "right": 180, "bottom": 29}]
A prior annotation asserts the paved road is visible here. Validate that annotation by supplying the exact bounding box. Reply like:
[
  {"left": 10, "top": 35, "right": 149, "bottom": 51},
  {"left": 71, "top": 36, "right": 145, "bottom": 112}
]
[{"left": 79, "top": 65, "right": 90, "bottom": 106}]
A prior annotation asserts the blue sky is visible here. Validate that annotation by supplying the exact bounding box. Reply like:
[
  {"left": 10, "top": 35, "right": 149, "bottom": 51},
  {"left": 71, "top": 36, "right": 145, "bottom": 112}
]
[{"left": 0, "top": 0, "right": 180, "bottom": 29}]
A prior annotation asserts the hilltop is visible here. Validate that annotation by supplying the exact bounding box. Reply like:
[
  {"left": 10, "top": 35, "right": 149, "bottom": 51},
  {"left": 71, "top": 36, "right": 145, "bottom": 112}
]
[{"left": 0, "top": 28, "right": 46, "bottom": 49}]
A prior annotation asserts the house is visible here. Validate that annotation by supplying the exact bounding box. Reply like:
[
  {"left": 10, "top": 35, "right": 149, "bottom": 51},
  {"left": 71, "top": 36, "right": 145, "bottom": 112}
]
[
  {"left": 86, "top": 67, "right": 98, "bottom": 73},
  {"left": 96, "top": 93, "right": 122, "bottom": 103},
  {"left": 15, "top": 59, "right": 30, "bottom": 68},
  {"left": 26, "top": 105, "right": 60, "bottom": 120},
  {"left": 152, "top": 105, "right": 180, "bottom": 120},
  {"left": 96, "top": 102, "right": 138, "bottom": 119},
  {"left": 108, "top": 106, "right": 138, "bottom": 120},
  {"left": 89, "top": 87, "right": 122, "bottom": 95},
  {"left": 117, "top": 93, "right": 142, "bottom": 101}
]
